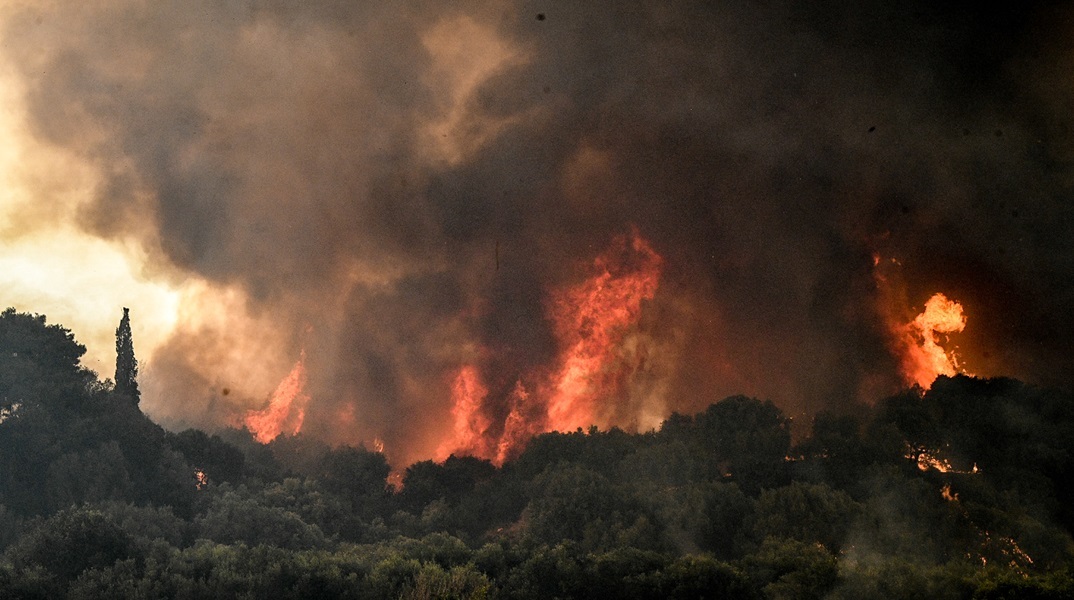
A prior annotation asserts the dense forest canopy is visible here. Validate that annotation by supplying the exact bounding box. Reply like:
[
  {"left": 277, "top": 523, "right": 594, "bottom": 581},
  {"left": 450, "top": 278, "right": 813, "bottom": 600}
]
[{"left": 0, "top": 307, "right": 1072, "bottom": 598}]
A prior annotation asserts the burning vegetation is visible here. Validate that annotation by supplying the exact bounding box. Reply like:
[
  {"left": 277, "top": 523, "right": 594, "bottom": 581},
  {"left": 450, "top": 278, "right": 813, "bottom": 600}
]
[
  {"left": 243, "top": 230, "right": 665, "bottom": 464},
  {"left": 0, "top": 0, "right": 1073, "bottom": 595},
  {"left": 0, "top": 307, "right": 1073, "bottom": 597},
  {"left": 2, "top": 0, "right": 1071, "bottom": 471},
  {"left": 243, "top": 352, "right": 310, "bottom": 444},
  {"left": 435, "top": 230, "right": 663, "bottom": 464},
  {"left": 873, "top": 252, "right": 974, "bottom": 393},
  {"left": 901, "top": 293, "right": 969, "bottom": 389}
]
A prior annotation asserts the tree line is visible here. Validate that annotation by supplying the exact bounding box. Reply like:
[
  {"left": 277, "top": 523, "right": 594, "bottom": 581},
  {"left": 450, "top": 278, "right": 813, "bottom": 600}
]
[{"left": 0, "top": 307, "right": 1072, "bottom": 598}]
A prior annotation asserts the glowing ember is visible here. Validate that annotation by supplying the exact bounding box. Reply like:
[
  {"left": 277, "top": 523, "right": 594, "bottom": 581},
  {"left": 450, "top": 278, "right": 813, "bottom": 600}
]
[
  {"left": 906, "top": 445, "right": 980, "bottom": 475},
  {"left": 981, "top": 532, "right": 1035, "bottom": 572},
  {"left": 244, "top": 352, "right": 310, "bottom": 444},
  {"left": 916, "top": 451, "right": 954, "bottom": 473},
  {"left": 373, "top": 437, "right": 385, "bottom": 454},
  {"left": 543, "top": 230, "right": 663, "bottom": 433},
  {"left": 1003, "top": 536, "right": 1035, "bottom": 567},
  {"left": 900, "top": 293, "right": 967, "bottom": 388},
  {"left": 941, "top": 483, "right": 958, "bottom": 502},
  {"left": 436, "top": 365, "right": 492, "bottom": 460},
  {"left": 387, "top": 471, "right": 404, "bottom": 491}
]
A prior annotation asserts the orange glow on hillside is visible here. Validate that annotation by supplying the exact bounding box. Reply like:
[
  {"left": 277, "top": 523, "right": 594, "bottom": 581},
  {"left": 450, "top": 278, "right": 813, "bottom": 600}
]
[
  {"left": 900, "top": 293, "right": 967, "bottom": 388},
  {"left": 244, "top": 352, "right": 310, "bottom": 443}
]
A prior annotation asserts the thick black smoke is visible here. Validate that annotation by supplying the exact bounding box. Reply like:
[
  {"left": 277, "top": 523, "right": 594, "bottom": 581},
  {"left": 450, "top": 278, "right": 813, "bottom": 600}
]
[{"left": 4, "top": 1, "right": 1072, "bottom": 460}]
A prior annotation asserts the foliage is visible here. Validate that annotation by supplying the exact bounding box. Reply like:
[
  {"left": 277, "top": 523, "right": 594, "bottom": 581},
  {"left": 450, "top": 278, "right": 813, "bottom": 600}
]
[
  {"left": 5, "top": 507, "right": 135, "bottom": 590},
  {"left": 752, "top": 482, "right": 861, "bottom": 551},
  {"left": 167, "top": 429, "right": 245, "bottom": 485},
  {"left": 0, "top": 309, "right": 1073, "bottom": 598}
]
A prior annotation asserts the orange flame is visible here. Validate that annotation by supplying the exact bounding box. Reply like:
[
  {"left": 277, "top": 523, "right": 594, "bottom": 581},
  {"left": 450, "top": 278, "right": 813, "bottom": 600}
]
[
  {"left": 435, "top": 365, "right": 492, "bottom": 460},
  {"left": 917, "top": 451, "right": 954, "bottom": 473},
  {"left": 900, "top": 293, "right": 967, "bottom": 388},
  {"left": 244, "top": 351, "right": 310, "bottom": 443},
  {"left": 496, "top": 380, "right": 540, "bottom": 465},
  {"left": 906, "top": 445, "right": 979, "bottom": 475},
  {"left": 543, "top": 230, "right": 663, "bottom": 433},
  {"left": 436, "top": 230, "right": 663, "bottom": 464}
]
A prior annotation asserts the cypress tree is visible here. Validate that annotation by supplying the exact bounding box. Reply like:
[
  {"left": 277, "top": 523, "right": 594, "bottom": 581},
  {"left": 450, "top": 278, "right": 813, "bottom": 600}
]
[{"left": 115, "top": 307, "right": 139, "bottom": 402}]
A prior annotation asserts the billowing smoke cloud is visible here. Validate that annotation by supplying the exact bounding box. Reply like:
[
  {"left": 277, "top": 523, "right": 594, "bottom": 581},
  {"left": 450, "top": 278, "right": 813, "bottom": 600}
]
[{"left": 3, "top": 1, "right": 1072, "bottom": 463}]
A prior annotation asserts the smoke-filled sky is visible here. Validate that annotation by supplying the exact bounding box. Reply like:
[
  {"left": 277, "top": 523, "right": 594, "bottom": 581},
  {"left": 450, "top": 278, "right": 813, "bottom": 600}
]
[{"left": 1, "top": 1, "right": 1071, "bottom": 464}]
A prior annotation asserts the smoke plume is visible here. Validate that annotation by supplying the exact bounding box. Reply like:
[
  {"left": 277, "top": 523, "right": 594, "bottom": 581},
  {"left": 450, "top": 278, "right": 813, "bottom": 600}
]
[{"left": 2, "top": 1, "right": 1072, "bottom": 463}]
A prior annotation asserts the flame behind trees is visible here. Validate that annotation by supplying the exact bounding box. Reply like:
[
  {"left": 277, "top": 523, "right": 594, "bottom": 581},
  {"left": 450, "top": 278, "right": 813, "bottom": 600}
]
[
  {"left": 438, "top": 230, "right": 663, "bottom": 464},
  {"left": 873, "top": 254, "right": 972, "bottom": 391},
  {"left": 542, "top": 231, "right": 663, "bottom": 433},
  {"left": 900, "top": 293, "right": 968, "bottom": 389},
  {"left": 436, "top": 365, "right": 493, "bottom": 460},
  {"left": 244, "top": 352, "right": 310, "bottom": 444}
]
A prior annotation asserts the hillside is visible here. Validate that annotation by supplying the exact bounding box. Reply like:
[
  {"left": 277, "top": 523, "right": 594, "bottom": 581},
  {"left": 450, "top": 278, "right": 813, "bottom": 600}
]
[{"left": 0, "top": 308, "right": 1072, "bottom": 598}]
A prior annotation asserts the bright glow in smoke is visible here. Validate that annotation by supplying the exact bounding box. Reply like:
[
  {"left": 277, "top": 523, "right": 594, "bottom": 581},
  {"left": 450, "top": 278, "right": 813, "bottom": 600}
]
[{"left": 0, "top": 52, "right": 183, "bottom": 375}]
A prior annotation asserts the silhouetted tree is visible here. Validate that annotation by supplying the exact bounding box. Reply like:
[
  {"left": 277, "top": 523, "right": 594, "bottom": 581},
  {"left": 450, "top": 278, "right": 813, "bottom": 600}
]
[
  {"left": 662, "top": 395, "right": 791, "bottom": 493},
  {"left": 0, "top": 307, "right": 93, "bottom": 412},
  {"left": 114, "top": 308, "right": 139, "bottom": 403}
]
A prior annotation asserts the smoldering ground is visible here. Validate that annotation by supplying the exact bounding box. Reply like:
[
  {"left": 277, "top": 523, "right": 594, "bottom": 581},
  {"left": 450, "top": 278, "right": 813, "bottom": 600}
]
[{"left": 2, "top": 1, "right": 1072, "bottom": 462}]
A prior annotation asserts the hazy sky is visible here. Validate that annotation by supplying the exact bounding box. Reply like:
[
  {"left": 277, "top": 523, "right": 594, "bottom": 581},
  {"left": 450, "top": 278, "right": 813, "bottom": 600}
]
[{"left": 1, "top": 1, "right": 1071, "bottom": 463}]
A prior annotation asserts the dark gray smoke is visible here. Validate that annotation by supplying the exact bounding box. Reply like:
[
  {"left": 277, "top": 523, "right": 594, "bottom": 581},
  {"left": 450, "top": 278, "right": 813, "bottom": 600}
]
[{"left": 5, "top": 1, "right": 1072, "bottom": 461}]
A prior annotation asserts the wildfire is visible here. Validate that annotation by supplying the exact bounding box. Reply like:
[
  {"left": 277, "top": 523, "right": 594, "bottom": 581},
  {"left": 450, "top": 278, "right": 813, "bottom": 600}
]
[
  {"left": 543, "top": 230, "right": 663, "bottom": 433},
  {"left": 436, "top": 229, "right": 663, "bottom": 464},
  {"left": 496, "top": 380, "right": 540, "bottom": 465},
  {"left": 244, "top": 351, "right": 310, "bottom": 444},
  {"left": 941, "top": 483, "right": 958, "bottom": 502},
  {"left": 194, "top": 469, "right": 208, "bottom": 490},
  {"left": 980, "top": 532, "right": 1036, "bottom": 571},
  {"left": 436, "top": 365, "right": 493, "bottom": 460},
  {"left": 900, "top": 293, "right": 967, "bottom": 388},
  {"left": 872, "top": 253, "right": 973, "bottom": 391},
  {"left": 916, "top": 450, "right": 954, "bottom": 473},
  {"left": 907, "top": 446, "right": 979, "bottom": 475}
]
